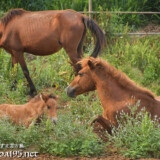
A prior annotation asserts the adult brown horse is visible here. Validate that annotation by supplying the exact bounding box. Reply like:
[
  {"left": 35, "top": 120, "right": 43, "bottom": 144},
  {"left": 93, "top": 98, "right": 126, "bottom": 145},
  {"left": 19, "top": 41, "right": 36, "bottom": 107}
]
[
  {"left": 67, "top": 57, "right": 160, "bottom": 134},
  {"left": 0, "top": 93, "right": 59, "bottom": 127},
  {"left": 0, "top": 9, "right": 106, "bottom": 96}
]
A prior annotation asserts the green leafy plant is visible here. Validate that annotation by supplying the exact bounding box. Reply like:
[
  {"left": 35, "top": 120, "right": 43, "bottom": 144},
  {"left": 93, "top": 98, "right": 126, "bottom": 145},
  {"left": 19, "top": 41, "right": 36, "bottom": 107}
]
[{"left": 108, "top": 104, "right": 160, "bottom": 159}]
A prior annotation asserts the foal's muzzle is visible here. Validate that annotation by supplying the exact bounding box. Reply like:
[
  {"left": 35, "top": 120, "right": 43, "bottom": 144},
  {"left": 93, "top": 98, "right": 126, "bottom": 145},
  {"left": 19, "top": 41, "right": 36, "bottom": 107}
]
[
  {"left": 50, "top": 117, "right": 57, "bottom": 125},
  {"left": 66, "top": 86, "right": 76, "bottom": 98}
]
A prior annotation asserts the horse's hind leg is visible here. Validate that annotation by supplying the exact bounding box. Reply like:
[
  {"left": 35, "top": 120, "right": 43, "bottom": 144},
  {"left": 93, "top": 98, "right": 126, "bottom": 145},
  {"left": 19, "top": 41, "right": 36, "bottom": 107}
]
[
  {"left": 77, "top": 23, "right": 86, "bottom": 60},
  {"left": 12, "top": 51, "right": 36, "bottom": 96},
  {"left": 62, "top": 25, "right": 85, "bottom": 73},
  {"left": 65, "top": 48, "right": 82, "bottom": 73},
  {"left": 10, "top": 55, "right": 18, "bottom": 90},
  {"left": 11, "top": 54, "right": 18, "bottom": 67}
]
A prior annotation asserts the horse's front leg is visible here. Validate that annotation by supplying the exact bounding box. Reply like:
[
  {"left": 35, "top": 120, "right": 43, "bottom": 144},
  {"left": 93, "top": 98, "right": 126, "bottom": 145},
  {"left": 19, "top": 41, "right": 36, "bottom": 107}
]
[
  {"left": 12, "top": 51, "right": 36, "bottom": 96},
  {"left": 92, "top": 115, "right": 113, "bottom": 135}
]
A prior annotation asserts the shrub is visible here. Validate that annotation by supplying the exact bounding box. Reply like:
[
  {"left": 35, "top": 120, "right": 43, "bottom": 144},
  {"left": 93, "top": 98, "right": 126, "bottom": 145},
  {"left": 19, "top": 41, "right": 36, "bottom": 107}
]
[
  {"left": 0, "top": 113, "right": 106, "bottom": 157},
  {"left": 40, "top": 113, "right": 106, "bottom": 157},
  {"left": 108, "top": 103, "right": 160, "bottom": 159}
]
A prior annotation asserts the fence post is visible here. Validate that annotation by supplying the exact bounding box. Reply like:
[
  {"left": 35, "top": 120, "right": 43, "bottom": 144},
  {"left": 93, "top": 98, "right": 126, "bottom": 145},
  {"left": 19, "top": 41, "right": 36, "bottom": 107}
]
[{"left": 89, "top": 0, "right": 92, "bottom": 18}]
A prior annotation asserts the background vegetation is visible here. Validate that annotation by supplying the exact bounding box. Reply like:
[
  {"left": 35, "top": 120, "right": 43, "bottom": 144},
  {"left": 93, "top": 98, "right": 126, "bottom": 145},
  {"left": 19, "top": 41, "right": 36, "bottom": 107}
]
[
  {"left": 0, "top": 0, "right": 159, "bottom": 12},
  {"left": 0, "top": 0, "right": 160, "bottom": 28}
]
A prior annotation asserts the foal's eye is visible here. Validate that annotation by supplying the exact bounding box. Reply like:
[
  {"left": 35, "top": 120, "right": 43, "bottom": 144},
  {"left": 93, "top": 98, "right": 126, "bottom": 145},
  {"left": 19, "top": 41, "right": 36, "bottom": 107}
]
[
  {"left": 78, "top": 73, "right": 83, "bottom": 77},
  {"left": 47, "top": 106, "right": 50, "bottom": 109}
]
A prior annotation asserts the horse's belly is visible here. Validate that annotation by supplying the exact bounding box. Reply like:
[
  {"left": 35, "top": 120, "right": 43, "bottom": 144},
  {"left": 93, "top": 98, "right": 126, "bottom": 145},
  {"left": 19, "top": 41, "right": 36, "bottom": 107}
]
[{"left": 24, "top": 39, "right": 62, "bottom": 55}]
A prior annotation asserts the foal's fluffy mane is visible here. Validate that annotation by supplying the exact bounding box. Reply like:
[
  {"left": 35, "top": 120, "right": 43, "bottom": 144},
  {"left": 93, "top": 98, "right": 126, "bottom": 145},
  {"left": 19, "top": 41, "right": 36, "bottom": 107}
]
[
  {"left": 29, "top": 94, "right": 41, "bottom": 103},
  {"left": 1, "top": 9, "right": 27, "bottom": 26},
  {"left": 79, "top": 57, "right": 155, "bottom": 99},
  {"left": 29, "top": 93, "right": 57, "bottom": 103}
]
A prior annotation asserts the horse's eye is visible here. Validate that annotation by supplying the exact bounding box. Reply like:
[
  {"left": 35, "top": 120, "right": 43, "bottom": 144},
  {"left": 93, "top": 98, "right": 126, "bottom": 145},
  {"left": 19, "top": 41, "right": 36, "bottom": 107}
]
[
  {"left": 47, "top": 105, "right": 50, "bottom": 109},
  {"left": 78, "top": 73, "right": 83, "bottom": 77}
]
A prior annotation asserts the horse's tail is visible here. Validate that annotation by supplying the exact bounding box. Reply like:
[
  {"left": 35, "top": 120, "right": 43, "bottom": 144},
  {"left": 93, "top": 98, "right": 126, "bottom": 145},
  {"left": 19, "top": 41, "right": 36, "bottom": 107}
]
[{"left": 82, "top": 17, "right": 106, "bottom": 57}]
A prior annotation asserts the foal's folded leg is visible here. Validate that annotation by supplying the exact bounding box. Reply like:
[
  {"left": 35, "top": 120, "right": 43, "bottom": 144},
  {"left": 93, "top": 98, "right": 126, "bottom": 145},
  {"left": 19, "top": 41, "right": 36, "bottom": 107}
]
[{"left": 91, "top": 115, "right": 113, "bottom": 141}]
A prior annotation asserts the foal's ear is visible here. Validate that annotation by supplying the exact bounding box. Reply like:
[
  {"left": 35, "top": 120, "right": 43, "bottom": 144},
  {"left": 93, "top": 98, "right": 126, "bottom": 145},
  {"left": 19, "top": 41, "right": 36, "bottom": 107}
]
[
  {"left": 40, "top": 93, "right": 48, "bottom": 102},
  {"left": 0, "top": 32, "right": 2, "bottom": 39},
  {"left": 55, "top": 95, "right": 59, "bottom": 100},
  {"left": 88, "top": 60, "right": 95, "bottom": 70},
  {"left": 88, "top": 60, "right": 102, "bottom": 70}
]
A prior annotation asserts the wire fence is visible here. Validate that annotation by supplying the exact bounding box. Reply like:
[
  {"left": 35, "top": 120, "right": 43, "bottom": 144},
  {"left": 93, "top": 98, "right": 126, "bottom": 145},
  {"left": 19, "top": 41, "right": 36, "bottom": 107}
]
[
  {"left": 80, "top": 11, "right": 160, "bottom": 36},
  {"left": 80, "top": 11, "right": 160, "bottom": 14},
  {"left": 0, "top": 10, "right": 160, "bottom": 36},
  {"left": 115, "top": 33, "right": 160, "bottom": 36}
]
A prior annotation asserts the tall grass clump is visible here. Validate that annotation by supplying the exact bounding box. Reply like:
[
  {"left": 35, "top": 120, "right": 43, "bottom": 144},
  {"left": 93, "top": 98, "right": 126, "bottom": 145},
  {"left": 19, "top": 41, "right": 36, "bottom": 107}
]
[
  {"left": 0, "top": 49, "right": 74, "bottom": 104},
  {"left": 28, "top": 50, "right": 73, "bottom": 90},
  {"left": 0, "top": 113, "right": 106, "bottom": 157},
  {"left": 68, "top": 92, "right": 102, "bottom": 124},
  {"left": 0, "top": 116, "right": 50, "bottom": 148},
  {"left": 103, "top": 36, "right": 160, "bottom": 93},
  {"left": 108, "top": 102, "right": 160, "bottom": 159},
  {"left": 46, "top": 113, "right": 106, "bottom": 157}
]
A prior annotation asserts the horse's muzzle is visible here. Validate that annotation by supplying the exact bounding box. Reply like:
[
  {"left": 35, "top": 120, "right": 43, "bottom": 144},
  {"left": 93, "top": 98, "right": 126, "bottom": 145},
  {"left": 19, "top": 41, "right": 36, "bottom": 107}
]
[
  {"left": 66, "top": 86, "right": 76, "bottom": 98},
  {"left": 50, "top": 117, "right": 57, "bottom": 125}
]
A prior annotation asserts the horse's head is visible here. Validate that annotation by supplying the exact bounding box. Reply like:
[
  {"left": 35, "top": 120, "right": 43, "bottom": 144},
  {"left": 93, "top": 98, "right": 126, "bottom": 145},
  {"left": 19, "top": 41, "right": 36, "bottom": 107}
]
[
  {"left": 67, "top": 57, "right": 97, "bottom": 98},
  {"left": 40, "top": 93, "right": 59, "bottom": 124}
]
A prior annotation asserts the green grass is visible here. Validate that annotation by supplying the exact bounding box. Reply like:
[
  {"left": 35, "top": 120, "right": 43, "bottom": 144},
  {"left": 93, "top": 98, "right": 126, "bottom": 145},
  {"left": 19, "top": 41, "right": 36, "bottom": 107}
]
[{"left": 0, "top": 35, "right": 160, "bottom": 158}]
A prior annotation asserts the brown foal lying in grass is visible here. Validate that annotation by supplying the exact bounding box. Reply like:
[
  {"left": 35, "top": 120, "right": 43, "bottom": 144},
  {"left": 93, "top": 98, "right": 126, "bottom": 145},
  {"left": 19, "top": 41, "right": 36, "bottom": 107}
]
[
  {"left": 67, "top": 57, "right": 160, "bottom": 134},
  {"left": 0, "top": 93, "right": 59, "bottom": 127}
]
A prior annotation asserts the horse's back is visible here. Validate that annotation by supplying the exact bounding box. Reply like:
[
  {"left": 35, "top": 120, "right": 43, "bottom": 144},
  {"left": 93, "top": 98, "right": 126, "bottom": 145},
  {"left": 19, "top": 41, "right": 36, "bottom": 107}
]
[
  {"left": 0, "top": 103, "right": 24, "bottom": 115},
  {"left": 1, "top": 10, "right": 60, "bottom": 54},
  {"left": 4, "top": 9, "right": 83, "bottom": 33},
  {"left": 0, "top": 104, "right": 10, "bottom": 118},
  {"left": 0, "top": 104, "right": 9, "bottom": 111}
]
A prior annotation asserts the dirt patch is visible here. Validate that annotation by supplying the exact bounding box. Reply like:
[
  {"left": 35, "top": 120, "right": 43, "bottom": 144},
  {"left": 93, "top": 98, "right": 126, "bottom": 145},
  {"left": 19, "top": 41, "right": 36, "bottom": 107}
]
[{"left": 0, "top": 153, "right": 159, "bottom": 160}]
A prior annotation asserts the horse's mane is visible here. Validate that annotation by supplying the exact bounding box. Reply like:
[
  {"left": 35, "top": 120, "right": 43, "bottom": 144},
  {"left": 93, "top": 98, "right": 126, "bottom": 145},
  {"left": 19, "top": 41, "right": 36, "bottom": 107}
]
[
  {"left": 29, "top": 93, "right": 57, "bottom": 103},
  {"left": 1, "top": 9, "right": 27, "bottom": 26},
  {"left": 80, "top": 57, "right": 155, "bottom": 99}
]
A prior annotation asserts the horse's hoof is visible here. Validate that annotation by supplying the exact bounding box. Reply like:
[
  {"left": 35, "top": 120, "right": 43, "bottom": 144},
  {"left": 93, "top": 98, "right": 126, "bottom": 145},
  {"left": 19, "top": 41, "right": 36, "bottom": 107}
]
[{"left": 52, "top": 84, "right": 56, "bottom": 88}]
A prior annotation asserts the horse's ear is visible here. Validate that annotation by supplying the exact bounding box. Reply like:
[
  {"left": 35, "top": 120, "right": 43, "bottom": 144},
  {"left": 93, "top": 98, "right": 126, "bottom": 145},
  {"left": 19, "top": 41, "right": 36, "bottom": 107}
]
[
  {"left": 40, "top": 93, "right": 48, "bottom": 102},
  {"left": 0, "top": 32, "right": 2, "bottom": 39},
  {"left": 88, "top": 60, "right": 103, "bottom": 70},
  {"left": 88, "top": 60, "right": 94, "bottom": 70}
]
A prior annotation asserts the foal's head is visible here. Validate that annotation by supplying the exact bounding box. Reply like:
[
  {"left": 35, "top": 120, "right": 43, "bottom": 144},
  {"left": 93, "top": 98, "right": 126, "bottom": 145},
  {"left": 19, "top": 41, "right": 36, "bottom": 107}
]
[
  {"left": 39, "top": 93, "right": 59, "bottom": 124},
  {"left": 67, "top": 57, "right": 99, "bottom": 97}
]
